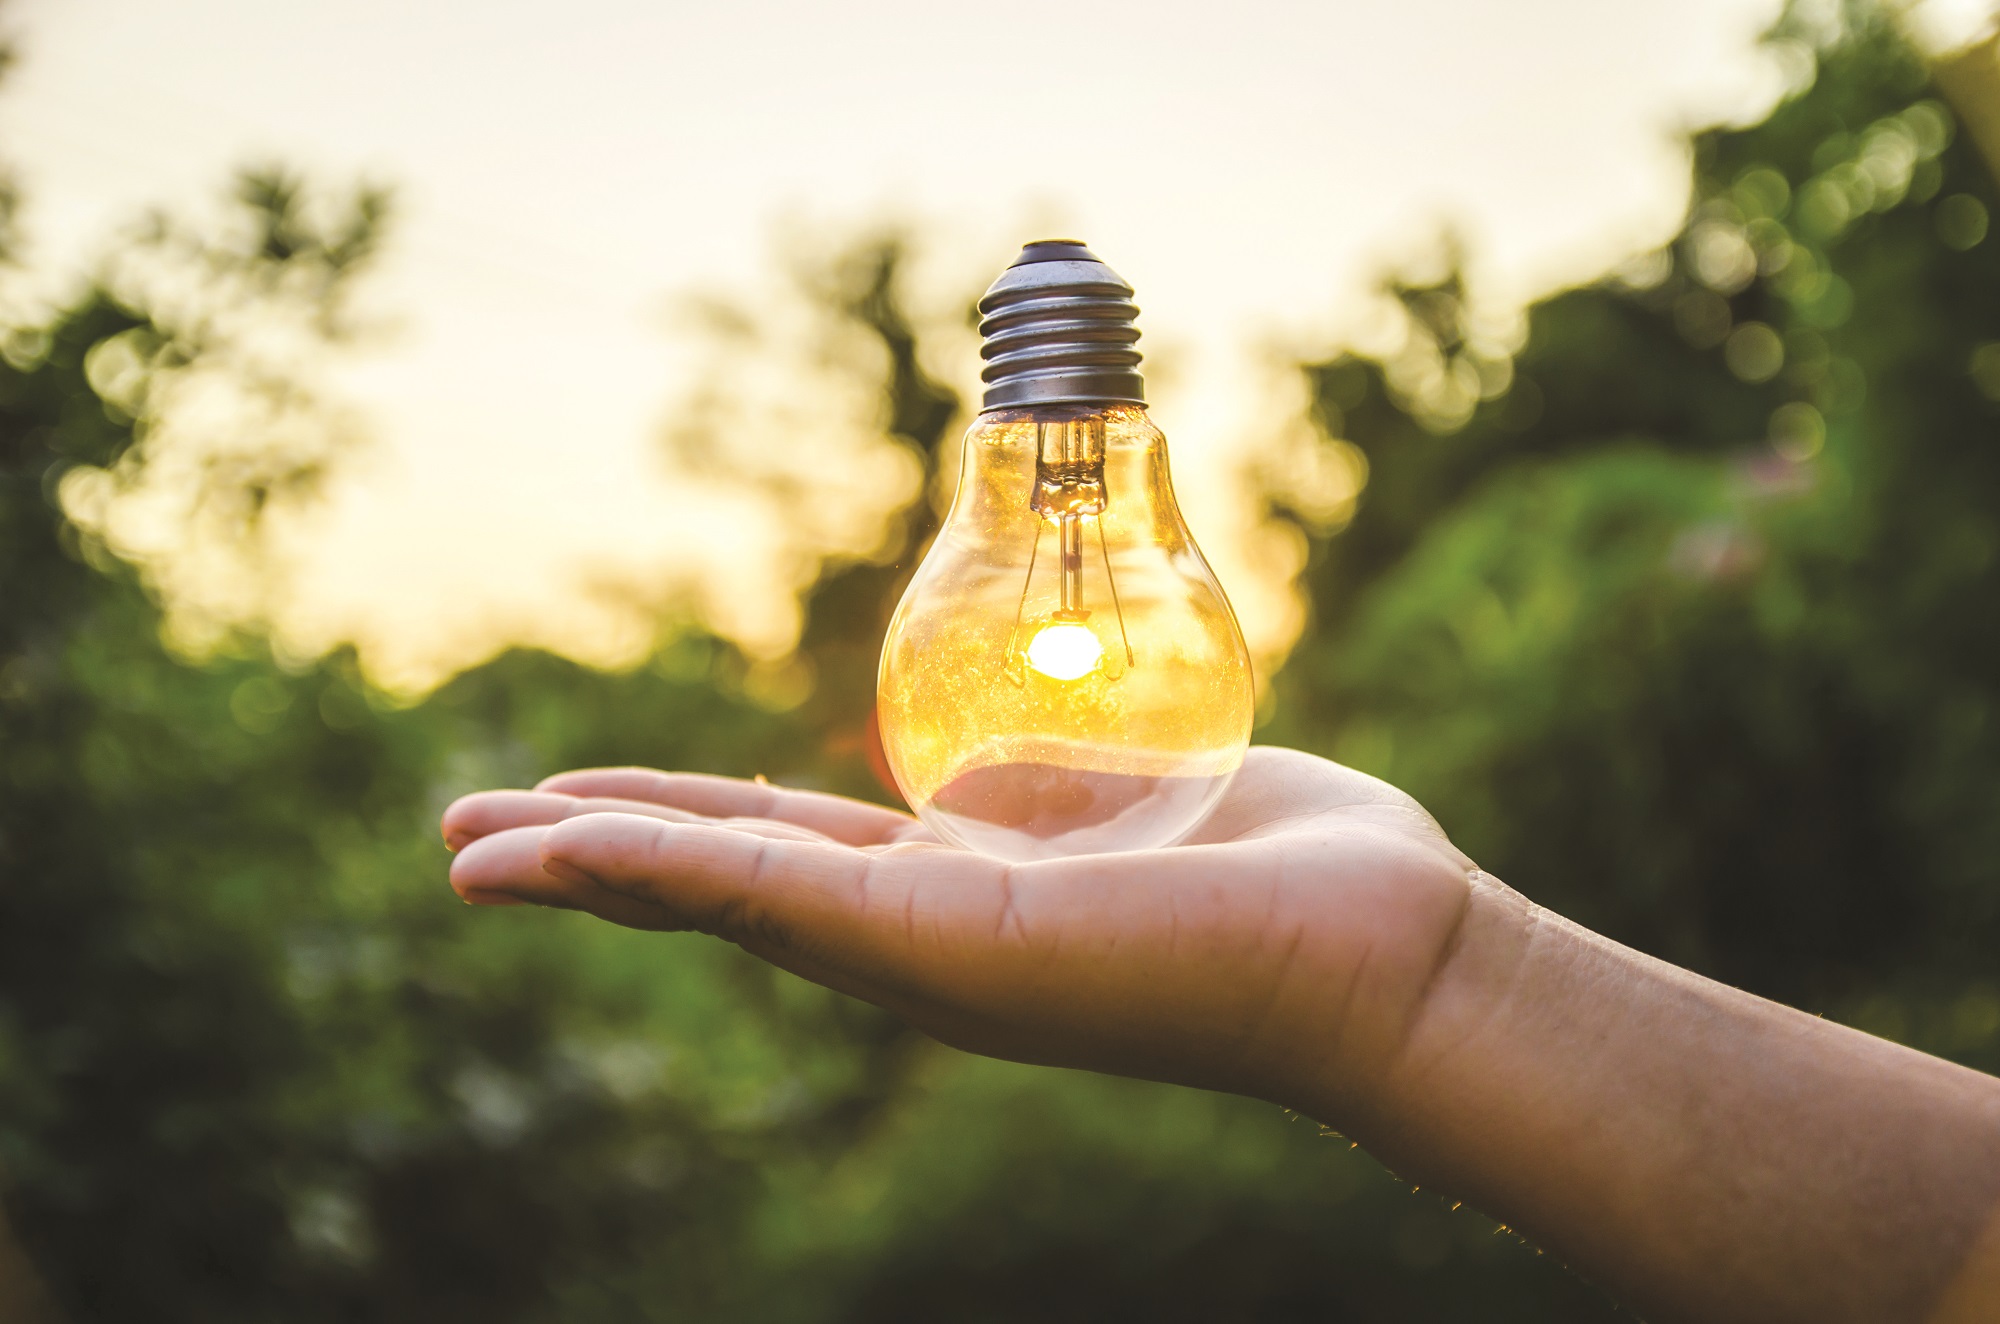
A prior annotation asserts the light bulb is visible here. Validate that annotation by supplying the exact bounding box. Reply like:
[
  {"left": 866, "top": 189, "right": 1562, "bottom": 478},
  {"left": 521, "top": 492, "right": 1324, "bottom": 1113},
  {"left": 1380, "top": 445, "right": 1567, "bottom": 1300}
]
[{"left": 877, "top": 240, "right": 1255, "bottom": 861}]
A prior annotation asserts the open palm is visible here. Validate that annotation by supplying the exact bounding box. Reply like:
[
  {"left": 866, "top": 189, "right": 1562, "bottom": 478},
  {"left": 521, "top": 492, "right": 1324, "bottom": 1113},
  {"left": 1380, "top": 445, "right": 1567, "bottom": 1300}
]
[{"left": 444, "top": 746, "right": 1479, "bottom": 1111}]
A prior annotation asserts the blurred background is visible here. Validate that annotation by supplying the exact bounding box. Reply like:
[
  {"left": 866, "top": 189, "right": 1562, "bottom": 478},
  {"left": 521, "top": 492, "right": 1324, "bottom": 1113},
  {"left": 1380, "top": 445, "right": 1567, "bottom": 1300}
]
[{"left": 4, "top": 0, "right": 2000, "bottom": 1316}]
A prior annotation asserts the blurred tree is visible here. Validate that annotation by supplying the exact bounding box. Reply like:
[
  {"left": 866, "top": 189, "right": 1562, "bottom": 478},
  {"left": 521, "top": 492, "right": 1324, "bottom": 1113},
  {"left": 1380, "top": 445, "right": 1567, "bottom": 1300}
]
[
  {"left": 0, "top": 176, "right": 936, "bottom": 1321},
  {"left": 660, "top": 231, "right": 969, "bottom": 800},
  {"left": 788, "top": 237, "right": 964, "bottom": 799},
  {"left": 1267, "top": 1, "right": 2000, "bottom": 1032}
]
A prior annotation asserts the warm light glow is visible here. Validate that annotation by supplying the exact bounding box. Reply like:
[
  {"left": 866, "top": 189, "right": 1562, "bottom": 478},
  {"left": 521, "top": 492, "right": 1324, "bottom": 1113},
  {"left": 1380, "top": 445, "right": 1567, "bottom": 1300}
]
[
  {"left": 1025, "top": 621, "right": 1103, "bottom": 681},
  {"left": 878, "top": 406, "right": 1256, "bottom": 861}
]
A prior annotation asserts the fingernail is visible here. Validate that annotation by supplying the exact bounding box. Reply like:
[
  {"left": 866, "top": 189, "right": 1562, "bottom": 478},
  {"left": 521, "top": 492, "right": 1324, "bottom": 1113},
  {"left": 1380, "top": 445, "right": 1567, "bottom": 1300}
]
[
  {"left": 460, "top": 888, "right": 525, "bottom": 907},
  {"left": 443, "top": 831, "right": 472, "bottom": 852}
]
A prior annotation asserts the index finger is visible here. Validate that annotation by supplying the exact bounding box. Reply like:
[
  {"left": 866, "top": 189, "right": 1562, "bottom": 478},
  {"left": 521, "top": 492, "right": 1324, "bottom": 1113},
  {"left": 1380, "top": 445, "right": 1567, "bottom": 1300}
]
[{"left": 533, "top": 768, "right": 923, "bottom": 847}]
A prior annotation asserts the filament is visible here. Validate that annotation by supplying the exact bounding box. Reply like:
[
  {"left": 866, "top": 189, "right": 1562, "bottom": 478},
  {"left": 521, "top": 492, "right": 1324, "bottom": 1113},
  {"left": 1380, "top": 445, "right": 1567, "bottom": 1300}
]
[
  {"left": 1006, "top": 518, "right": 1045, "bottom": 684},
  {"left": 1006, "top": 414, "right": 1136, "bottom": 682},
  {"left": 1096, "top": 515, "right": 1135, "bottom": 668}
]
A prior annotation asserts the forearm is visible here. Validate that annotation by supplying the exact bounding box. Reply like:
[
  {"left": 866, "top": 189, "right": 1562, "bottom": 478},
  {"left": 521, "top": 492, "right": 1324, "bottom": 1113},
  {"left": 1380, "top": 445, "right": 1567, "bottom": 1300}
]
[{"left": 1328, "top": 874, "right": 2000, "bottom": 1323}]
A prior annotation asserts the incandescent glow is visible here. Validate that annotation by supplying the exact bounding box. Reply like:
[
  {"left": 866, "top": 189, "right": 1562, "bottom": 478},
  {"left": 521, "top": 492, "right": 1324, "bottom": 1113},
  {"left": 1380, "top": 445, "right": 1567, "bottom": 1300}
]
[
  {"left": 1026, "top": 621, "right": 1103, "bottom": 681},
  {"left": 877, "top": 403, "right": 1254, "bottom": 862}
]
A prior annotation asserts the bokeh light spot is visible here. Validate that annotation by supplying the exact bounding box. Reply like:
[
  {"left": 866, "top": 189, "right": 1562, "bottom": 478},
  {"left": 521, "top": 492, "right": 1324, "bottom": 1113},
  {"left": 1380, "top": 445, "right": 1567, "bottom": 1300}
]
[
  {"left": 1725, "top": 322, "right": 1785, "bottom": 383},
  {"left": 1937, "top": 194, "right": 1990, "bottom": 250},
  {"left": 1770, "top": 402, "right": 1826, "bottom": 461}
]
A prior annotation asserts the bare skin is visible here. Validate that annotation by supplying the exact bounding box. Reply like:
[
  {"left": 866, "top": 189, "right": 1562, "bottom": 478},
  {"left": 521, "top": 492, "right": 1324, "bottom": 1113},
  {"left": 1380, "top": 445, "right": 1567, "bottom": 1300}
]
[{"left": 444, "top": 746, "right": 2000, "bottom": 1323}]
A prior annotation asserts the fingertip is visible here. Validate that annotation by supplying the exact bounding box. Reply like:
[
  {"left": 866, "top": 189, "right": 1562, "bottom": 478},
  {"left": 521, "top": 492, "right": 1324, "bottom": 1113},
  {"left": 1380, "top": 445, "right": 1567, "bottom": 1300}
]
[
  {"left": 440, "top": 792, "right": 479, "bottom": 849},
  {"left": 446, "top": 845, "right": 483, "bottom": 897},
  {"left": 450, "top": 823, "right": 555, "bottom": 896},
  {"left": 441, "top": 790, "right": 530, "bottom": 849}
]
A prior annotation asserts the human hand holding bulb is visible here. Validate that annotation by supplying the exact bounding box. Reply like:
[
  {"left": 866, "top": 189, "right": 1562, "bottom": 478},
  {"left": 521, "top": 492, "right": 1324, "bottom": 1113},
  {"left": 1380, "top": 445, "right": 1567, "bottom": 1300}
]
[
  {"left": 441, "top": 746, "right": 1477, "bottom": 1112},
  {"left": 444, "top": 240, "right": 1322, "bottom": 1088},
  {"left": 445, "top": 238, "right": 1353, "bottom": 1095}
]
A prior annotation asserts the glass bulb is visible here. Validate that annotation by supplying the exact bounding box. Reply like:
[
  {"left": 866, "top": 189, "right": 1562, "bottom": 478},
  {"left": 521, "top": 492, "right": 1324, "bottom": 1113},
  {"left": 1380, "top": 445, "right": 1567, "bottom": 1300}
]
[{"left": 878, "top": 402, "right": 1254, "bottom": 861}]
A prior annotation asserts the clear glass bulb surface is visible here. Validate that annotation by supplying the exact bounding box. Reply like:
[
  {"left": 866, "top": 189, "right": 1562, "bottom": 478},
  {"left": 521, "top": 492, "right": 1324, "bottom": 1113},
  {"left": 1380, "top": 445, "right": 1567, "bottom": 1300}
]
[{"left": 878, "top": 403, "right": 1255, "bottom": 861}]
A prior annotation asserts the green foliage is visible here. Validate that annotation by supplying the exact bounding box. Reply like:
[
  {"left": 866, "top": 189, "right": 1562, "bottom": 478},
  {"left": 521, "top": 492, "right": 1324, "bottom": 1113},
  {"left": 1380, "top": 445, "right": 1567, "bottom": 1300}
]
[
  {"left": 1271, "top": 10, "right": 2000, "bottom": 1036},
  {"left": 0, "top": 179, "right": 928, "bottom": 1321}
]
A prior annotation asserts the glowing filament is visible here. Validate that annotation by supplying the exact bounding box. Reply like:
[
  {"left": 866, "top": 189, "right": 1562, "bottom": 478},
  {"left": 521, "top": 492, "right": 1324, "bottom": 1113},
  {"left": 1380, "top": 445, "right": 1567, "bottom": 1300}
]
[{"left": 1026, "top": 621, "right": 1103, "bottom": 681}]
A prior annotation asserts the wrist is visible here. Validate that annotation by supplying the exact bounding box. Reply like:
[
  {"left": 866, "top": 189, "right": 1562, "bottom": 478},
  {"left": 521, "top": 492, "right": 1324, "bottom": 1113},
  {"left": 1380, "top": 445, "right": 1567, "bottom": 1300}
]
[
  {"left": 1290, "top": 872, "right": 1545, "bottom": 1159},
  {"left": 1264, "top": 866, "right": 1533, "bottom": 1138}
]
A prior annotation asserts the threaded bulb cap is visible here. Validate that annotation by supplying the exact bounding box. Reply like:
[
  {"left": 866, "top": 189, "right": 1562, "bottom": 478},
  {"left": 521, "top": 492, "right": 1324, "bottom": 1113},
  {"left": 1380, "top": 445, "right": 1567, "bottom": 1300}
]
[{"left": 977, "top": 240, "right": 1144, "bottom": 411}]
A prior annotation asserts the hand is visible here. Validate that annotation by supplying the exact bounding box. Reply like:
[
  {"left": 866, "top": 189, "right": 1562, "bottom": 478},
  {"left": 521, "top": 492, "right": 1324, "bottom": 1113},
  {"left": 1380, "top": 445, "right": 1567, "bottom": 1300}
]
[
  {"left": 445, "top": 748, "right": 2000, "bottom": 1323},
  {"left": 442, "top": 747, "right": 1479, "bottom": 1114}
]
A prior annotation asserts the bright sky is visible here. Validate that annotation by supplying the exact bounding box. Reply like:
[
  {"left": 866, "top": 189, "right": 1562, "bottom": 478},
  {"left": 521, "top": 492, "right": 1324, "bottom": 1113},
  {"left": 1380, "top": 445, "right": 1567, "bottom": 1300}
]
[{"left": 1, "top": 0, "right": 1818, "bottom": 689}]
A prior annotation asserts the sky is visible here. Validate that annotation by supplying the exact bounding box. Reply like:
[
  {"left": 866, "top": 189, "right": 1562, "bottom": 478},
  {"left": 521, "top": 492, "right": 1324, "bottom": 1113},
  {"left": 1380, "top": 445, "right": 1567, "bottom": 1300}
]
[{"left": 0, "top": 0, "right": 1844, "bottom": 688}]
